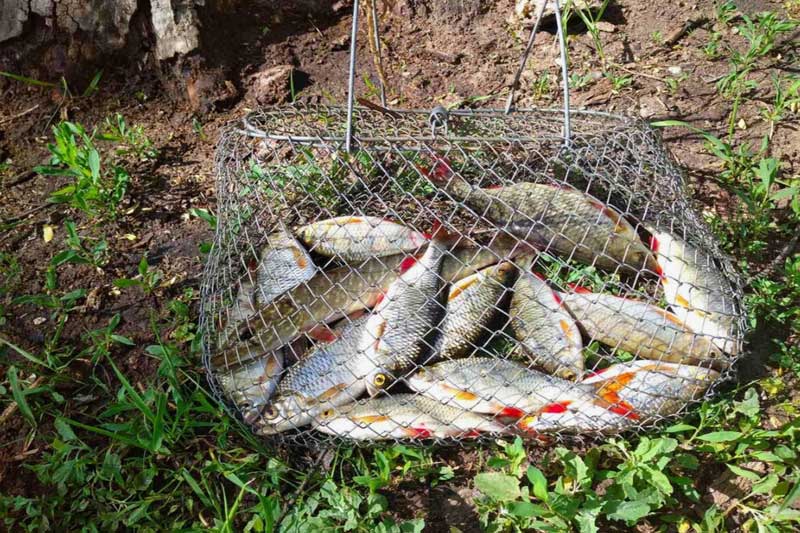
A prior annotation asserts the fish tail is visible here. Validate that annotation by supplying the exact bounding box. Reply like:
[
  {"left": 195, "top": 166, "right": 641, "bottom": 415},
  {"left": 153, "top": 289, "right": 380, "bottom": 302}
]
[{"left": 567, "top": 282, "right": 593, "bottom": 294}]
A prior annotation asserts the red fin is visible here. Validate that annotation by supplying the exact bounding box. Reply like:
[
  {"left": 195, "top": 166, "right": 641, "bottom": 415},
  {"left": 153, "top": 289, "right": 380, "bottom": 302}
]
[
  {"left": 372, "top": 292, "right": 386, "bottom": 307},
  {"left": 421, "top": 232, "right": 433, "bottom": 240},
  {"left": 568, "top": 283, "right": 593, "bottom": 294},
  {"left": 499, "top": 406, "right": 525, "bottom": 419},
  {"left": 540, "top": 401, "right": 571, "bottom": 414},
  {"left": 405, "top": 427, "right": 433, "bottom": 439},
  {"left": 464, "top": 429, "right": 483, "bottom": 438},
  {"left": 420, "top": 156, "right": 453, "bottom": 183},
  {"left": 486, "top": 184, "right": 503, "bottom": 190},
  {"left": 532, "top": 271, "right": 547, "bottom": 281},
  {"left": 552, "top": 291, "right": 563, "bottom": 305},
  {"left": 399, "top": 256, "right": 418, "bottom": 274},
  {"left": 607, "top": 401, "right": 640, "bottom": 420},
  {"left": 307, "top": 324, "right": 337, "bottom": 343},
  {"left": 649, "top": 235, "right": 660, "bottom": 253},
  {"left": 595, "top": 372, "right": 640, "bottom": 420}
]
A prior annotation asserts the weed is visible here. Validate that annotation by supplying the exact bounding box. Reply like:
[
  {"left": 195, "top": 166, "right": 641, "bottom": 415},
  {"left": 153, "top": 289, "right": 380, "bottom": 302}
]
[
  {"left": 37, "top": 122, "right": 130, "bottom": 219},
  {"left": 760, "top": 76, "right": 800, "bottom": 139},
  {"left": 99, "top": 113, "right": 158, "bottom": 160},
  {"left": 51, "top": 220, "right": 109, "bottom": 270},
  {"left": 605, "top": 71, "right": 633, "bottom": 93},
  {"left": 113, "top": 254, "right": 163, "bottom": 295},
  {"left": 563, "top": 0, "right": 612, "bottom": 67}
]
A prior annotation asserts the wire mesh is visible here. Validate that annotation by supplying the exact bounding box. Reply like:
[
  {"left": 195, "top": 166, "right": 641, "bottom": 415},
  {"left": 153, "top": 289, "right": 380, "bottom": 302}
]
[{"left": 200, "top": 104, "right": 747, "bottom": 446}]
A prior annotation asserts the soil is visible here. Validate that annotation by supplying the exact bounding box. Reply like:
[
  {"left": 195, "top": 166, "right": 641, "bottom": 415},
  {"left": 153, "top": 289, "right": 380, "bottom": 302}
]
[{"left": 1, "top": 0, "right": 798, "bottom": 529}]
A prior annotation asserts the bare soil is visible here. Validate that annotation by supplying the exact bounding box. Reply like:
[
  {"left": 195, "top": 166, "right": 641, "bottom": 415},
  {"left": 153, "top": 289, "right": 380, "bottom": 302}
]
[{"left": 1, "top": 0, "right": 798, "bottom": 527}]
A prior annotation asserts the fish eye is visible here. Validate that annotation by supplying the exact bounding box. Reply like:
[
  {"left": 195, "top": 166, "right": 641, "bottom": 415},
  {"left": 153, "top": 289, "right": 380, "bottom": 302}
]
[
  {"left": 373, "top": 373, "right": 387, "bottom": 387},
  {"left": 321, "top": 409, "right": 334, "bottom": 419},
  {"left": 263, "top": 405, "right": 279, "bottom": 420}
]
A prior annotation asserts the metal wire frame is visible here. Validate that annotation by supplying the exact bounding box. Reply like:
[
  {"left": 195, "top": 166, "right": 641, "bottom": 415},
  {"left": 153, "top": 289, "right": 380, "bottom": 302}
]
[{"left": 200, "top": 105, "right": 748, "bottom": 447}]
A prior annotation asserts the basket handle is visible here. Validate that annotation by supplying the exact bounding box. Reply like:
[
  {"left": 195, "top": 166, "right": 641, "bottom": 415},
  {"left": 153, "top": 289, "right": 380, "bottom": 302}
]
[{"left": 344, "top": 0, "right": 572, "bottom": 151}]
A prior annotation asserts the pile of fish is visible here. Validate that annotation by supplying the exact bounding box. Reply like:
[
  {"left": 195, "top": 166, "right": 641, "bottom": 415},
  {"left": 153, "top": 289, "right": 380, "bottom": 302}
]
[{"left": 210, "top": 166, "right": 740, "bottom": 442}]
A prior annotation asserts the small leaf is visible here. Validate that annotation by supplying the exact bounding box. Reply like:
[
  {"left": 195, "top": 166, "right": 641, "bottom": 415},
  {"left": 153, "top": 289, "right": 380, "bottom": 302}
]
[
  {"left": 54, "top": 417, "right": 78, "bottom": 441},
  {"left": 474, "top": 472, "right": 521, "bottom": 502},
  {"left": 8, "top": 367, "right": 35, "bottom": 425},
  {"left": 697, "top": 431, "right": 742, "bottom": 442},
  {"left": 508, "top": 501, "right": 541, "bottom": 517},
  {"left": 605, "top": 500, "right": 651, "bottom": 523},
  {"left": 527, "top": 466, "right": 549, "bottom": 501},
  {"left": 88, "top": 149, "right": 101, "bottom": 179}
]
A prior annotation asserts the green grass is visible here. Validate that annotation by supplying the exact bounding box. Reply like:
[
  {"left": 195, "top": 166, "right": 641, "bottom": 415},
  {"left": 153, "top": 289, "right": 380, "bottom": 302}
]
[{"left": 2, "top": 3, "right": 800, "bottom": 531}]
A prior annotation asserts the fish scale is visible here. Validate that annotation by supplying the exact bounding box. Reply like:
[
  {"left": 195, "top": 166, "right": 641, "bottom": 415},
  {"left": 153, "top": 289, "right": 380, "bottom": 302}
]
[
  {"left": 524, "top": 361, "right": 720, "bottom": 433},
  {"left": 298, "top": 216, "right": 429, "bottom": 261},
  {"left": 560, "top": 288, "right": 726, "bottom": 367},
  {"left": 216, "top": 347, "right": 283, "bottom": 423},
  {"left": 435, "top": 261, "right": 517, "bottom": 360},
  {"left": 425, "top": 160, "right": 658, "bottom": 273},
  {"left": 254, "top": 225, "right": 317, "bottom": 306},
  {"left": 510, "top": 261, "right": 584, "bottom": 379},
  {"left": 312, "top": 394, "right": 507, "bottom": 440}
]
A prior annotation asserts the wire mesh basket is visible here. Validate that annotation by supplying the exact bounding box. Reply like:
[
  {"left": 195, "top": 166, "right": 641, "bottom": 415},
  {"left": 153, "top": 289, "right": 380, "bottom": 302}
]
[{"left": 199, "top": 1, "right": 747, "bottom": 446}]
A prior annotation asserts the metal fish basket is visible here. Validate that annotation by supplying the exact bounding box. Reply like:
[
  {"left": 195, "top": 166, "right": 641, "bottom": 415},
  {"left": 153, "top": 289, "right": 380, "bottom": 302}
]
[{"left": 199, "top": 2, "right": 747, "bottom": 447}]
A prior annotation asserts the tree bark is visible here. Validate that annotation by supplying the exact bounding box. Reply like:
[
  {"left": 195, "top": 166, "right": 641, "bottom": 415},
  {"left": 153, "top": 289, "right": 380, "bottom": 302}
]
[{"left": 0, "top": 0, "right": 204, "bottom": 80}]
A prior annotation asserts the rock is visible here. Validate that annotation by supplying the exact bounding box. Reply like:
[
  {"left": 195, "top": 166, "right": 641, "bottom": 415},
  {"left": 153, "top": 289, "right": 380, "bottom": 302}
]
[
  {"left": 245, "top": 65, "right": 295, "bottom": 106},
  {"left": 639, "top": 95, "right": 663, "bottom": 118},
  {"left": 667, "top": 65, "right": 683, "bottom": 76}
]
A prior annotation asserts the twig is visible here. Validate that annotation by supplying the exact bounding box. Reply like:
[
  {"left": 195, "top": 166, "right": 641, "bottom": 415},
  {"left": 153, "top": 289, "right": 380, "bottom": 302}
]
[
  {"left": 0, "top": 103, "right": 40, "bottom": 126},
  {"left": 640, "top": 16, "right": 710, "bottom": 60},
  {"left": 750, "top": 231, "right": 800, "bottom": 283},
  {"left": 0, "top": 202, "right": 52, "bottom": 225},
  {"left": 2, "top": 169, "right": 37, "bottom": 188},
  {"left": 0, "top": 375, "right": 45, "bottom": 426}
]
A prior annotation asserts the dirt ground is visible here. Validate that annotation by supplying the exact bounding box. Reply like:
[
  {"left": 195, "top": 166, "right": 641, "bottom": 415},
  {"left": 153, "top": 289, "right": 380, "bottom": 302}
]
[{"left": 1, "top": 0, "right": 798, "bottom": 529}]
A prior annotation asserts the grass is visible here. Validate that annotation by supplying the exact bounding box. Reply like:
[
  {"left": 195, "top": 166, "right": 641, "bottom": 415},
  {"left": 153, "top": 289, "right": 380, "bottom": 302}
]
[{"left": 1, "top": 3, "right": 800, "bottom": 531}]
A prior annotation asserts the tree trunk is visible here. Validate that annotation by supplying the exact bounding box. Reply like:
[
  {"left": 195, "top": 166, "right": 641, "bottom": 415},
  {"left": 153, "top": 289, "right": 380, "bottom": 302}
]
[{"left": 0, "top": 0, "right": 203, "bottom": 82}]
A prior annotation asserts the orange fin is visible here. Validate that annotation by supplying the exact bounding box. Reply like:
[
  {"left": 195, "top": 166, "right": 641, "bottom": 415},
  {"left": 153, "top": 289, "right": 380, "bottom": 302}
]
[
  {"left": 568, "top": 283, "right": 593, "bottom": 294},
  {"left": 399, "top": 256, "right": 418, "bottom": 274},
  {"left": 354, "top": 415, "right": 390, "bottom": 424}
]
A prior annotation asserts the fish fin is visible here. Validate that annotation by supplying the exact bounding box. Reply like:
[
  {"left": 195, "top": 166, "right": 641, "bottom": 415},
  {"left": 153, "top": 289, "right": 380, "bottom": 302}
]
[
  {"left": 499, "top": 406, "right": 526, "bottom": 418},
  {"left": 675, "top": 294, "right": 690, "bottom": 309},
  {"left": 463, "top": 429, "right": 485, "bottom": 438},
  {"left": 291, "top": 247, "right": 310, "bottom": 269},
  {"left": 568, "top": 283, "right": 593, "bottom": 294},
  {"left": 540, "top": 401, "right": 572, "bottom": 414},
  {"left": 317, "top": 384, "right": 347, "bottom": 402},
  {"left": 307, "top": 324, "right": 337, "bottom": 343},
  {"left": 486, "top": 184, "right": 503, "bottom": 190},
  {"left": 593, "top": 372, "right": 641, "bottom": 420},
  {"left": 429, "top": 220, "right": 456, "bottom": 243},
  {"left": 399, "top": 256, "right": 418, "bottom": 274},
  {"left": 440, "top": 383, "right": 478, "bottom": 401},
  {"left": 649, "top": 234, "right": 660, "bottom": 253},
  {"left": 448, "top": 274, "right": 481, "bottom": 301},
  {"left": 354, "top": 415, "right": 390, "bottom": 424},
  {"left": 404, "top": 427, "right": 433, "bottom": 439}
]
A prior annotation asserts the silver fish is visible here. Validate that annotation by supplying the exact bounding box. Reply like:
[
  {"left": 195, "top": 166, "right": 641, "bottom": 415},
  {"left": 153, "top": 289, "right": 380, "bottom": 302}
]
[
  {"left": 298, "top": 216, "right": 429, "bottom": 261},
  {"left": 406, "top": 358, "right": 595, "bottom": 419},
  {"left": 560, "top": 287, "right": 724, "bottom": 367},
  {"left": 312, "top": 394, "right": 507, "bottom": 440},
  {"left": 648, "top": 226, "right": 740, "bottom": 355},
  {"left": 216, "top": 347, "right": 284, "bottom": 423},
  {"left": 358, "top": 227, "right": 452, "bottom": 396},
  {"left": 523, "top": 361, "right": 719, "bottom": 433},
  {"left": 254, "top": 316, "right": 372, "bottom": 434},
  {"left": 510, "top": 261, "right": 584, "bottom": 379},
  {"left": 254, "top": 225, "right": 317, "bottom": 306},
  {"left": 435, "top": 261, "right": 517, "bottom": 360}
]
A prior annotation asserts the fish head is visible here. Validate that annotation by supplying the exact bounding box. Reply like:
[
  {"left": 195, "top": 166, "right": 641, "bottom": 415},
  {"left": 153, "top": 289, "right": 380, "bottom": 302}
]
[{"left": 250, "top": 392, "right": 319, "bottom": 434}]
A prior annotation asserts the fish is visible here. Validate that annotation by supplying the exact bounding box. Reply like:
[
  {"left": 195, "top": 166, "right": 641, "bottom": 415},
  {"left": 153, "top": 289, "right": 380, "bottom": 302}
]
[
  {"left": 215, "top": 347, "right": 284, "bottom": 423},
  {"left": 212, "top": 254, "right": 407, "bottom": 368},
  {"left": 422, "top": 157, "right": 658, "bottom": 274},
  {"left": 510, "top": 259, "right": 584, "bottom": 379},
  {"left": 212, "top": 235, "right": 532, "bottom": 369},
  {"left": 216, "top": 279, "right": 259, "bottom": 347},
  {"left": 253, "top": 316, "right": 373, "bottom": 434},
  {"left": 254, "top": 224, "right": 317, "bottom": 306},
  {"left": 358, "top": 224, "right": 452, "bottom": 396},
  {"left": 435, "top": 261, "right": 518, "bottom": 360},
  {"left": 648, "top": 226, "right": 740, "bottom": 355},
  {"left": 297, "top": 216, "right": 429, "bottom": 261},
  {"left": 521, "top": 361, "right": 719, "bottom": 433},
  {"left": 312, "top": 394, "right": 507, "bottom": 440},
  {"left": 560, "top": 286, "right": 725, "bottom": 367},
  {"left": 406, "top": 358, "right": 597, "bottom": 419}
]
